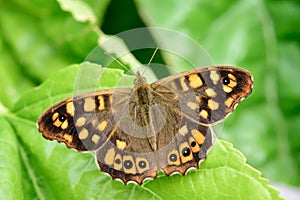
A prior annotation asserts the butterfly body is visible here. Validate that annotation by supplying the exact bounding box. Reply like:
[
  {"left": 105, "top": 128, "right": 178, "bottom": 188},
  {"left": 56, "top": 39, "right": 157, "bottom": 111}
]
[{"left": 38, "top": 66, "right": 253, "bottom": 184}]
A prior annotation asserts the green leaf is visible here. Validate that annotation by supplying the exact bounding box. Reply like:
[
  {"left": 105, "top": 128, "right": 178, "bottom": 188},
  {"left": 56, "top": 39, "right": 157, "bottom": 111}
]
[
  {"left": 0, "top": 117, "right": 23, "bottom": 199},
  {"left": 0, "top": 1, "right": 100, "bottom": 82},
  {"left": 57, "top": 0, "right": 98, "bottom": 24},
  {"left": 145, "top": 140, "right": 281, "bottom": 200},
  {"left": 0, "top": 42, "right": 33, "bottom": 108},
  {"left": 0, "top": 8, "right": 72, "bottom": 81}
]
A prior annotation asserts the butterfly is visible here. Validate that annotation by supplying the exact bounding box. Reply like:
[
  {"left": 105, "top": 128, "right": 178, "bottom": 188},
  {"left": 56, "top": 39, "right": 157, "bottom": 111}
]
[{"left": 37, "top": 66, "right": 253, "bottom": 185}]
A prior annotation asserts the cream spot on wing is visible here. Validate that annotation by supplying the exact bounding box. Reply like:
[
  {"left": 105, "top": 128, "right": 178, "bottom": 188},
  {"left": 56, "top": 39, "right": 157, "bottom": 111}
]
[
  {"left": 91, "top": 134, "right": 100, "bottom": 144},
  {"left": 98, "top": 121, "right": 107, "bottom": 131},
  {"left": 66, "top": 102, "right": 74, "bottom": 116},
  {"left": 116, "top": 139, "right": 127, "bottom": 150},
  {"left": 180, "top": 77, "right": 189, "bottom": 91},
  {"left": 210, "top": 70, "right": 220, "bottom": 85},
  {"left": 223, "top": 85, "right": 233, "bottom": 93},
  {"left": 75, "top": 117, "right": 86, "bottom": 127},
  {"left": 84, "top": 97, "right": 96, "bottom": 112},
  {"left": 205, "top": 88, "right": 217, "bottom": 98},
  {"left": 78, "top": 128, "right": 89, "bottom": 140},
  {"left": 104, "top": 148, "right": 115, "bottom": 165},
  {"left": 225, "top": 97, "right": 235, "bottom": 107},
  {"left": 199, "top": 109, "right": 208, "bottom": 119},
  {"left": 228, "top": 73, "right": 237, "bottom": 81},
  {"left": 98, "top": 96, "right": 105, "bottom": 110},
  {"left": 52, "top": 112, "right": 59, "bottom": 121},
  {"left": 61, "top": 120, "right": 69, "bottom": 129},
  {"left": 208, "top": 99, "right": 219, "bottom": 110},
  {"left": 179, "top": 125, "right": 188, "bottom": 136},
  {"left": 63, "top": 134, "right": 73, "bottom": 143},
  {"left": 187, "top": 102, "right": 198, "bottom": 110},
  {"left": 188, "top": 74, "right": 203, "bottom": 88},
  {"left": 53, "top": 119, "right": 62, "bottom": 127},
  {"left": 228, "top": 79, "right": 237, "bottom": 88},
  {"left": 191, "top": 129, "right": 205, "bottom": 145}
]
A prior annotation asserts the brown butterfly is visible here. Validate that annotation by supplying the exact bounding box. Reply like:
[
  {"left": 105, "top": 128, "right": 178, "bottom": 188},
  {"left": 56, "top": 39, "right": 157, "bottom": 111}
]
[{"left": 37, "top": 66, "right": 253, "bottom": 185}]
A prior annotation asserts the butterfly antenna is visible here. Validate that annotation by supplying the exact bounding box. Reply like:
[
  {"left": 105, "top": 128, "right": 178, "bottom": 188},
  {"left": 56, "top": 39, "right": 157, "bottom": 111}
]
[
  {"left": 104, "top": 52, "right": 131, "bottom": 72},
  {"left": 141, "top": 45, "right": 161, "bottom": 77}
]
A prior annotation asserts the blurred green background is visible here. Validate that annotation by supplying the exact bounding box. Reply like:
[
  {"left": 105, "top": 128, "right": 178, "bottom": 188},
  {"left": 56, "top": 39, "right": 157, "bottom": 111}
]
[{"left": 0, "top": 0, "right": 299, "bottom": 199}]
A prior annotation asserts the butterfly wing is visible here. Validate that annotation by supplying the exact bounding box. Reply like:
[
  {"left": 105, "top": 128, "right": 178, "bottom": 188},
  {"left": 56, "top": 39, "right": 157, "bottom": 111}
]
[
  {"left": 151, "top": 66, "right": 253, "bottom": 125},
  {"left": 37, "top": 89, "right": 133, "bottom": 151}
]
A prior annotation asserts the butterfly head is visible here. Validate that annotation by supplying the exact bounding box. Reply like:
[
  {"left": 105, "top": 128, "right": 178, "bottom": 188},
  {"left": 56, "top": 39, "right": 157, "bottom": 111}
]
[{"left": 134, "top": 71, "right": 147, "bottom": 88}]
